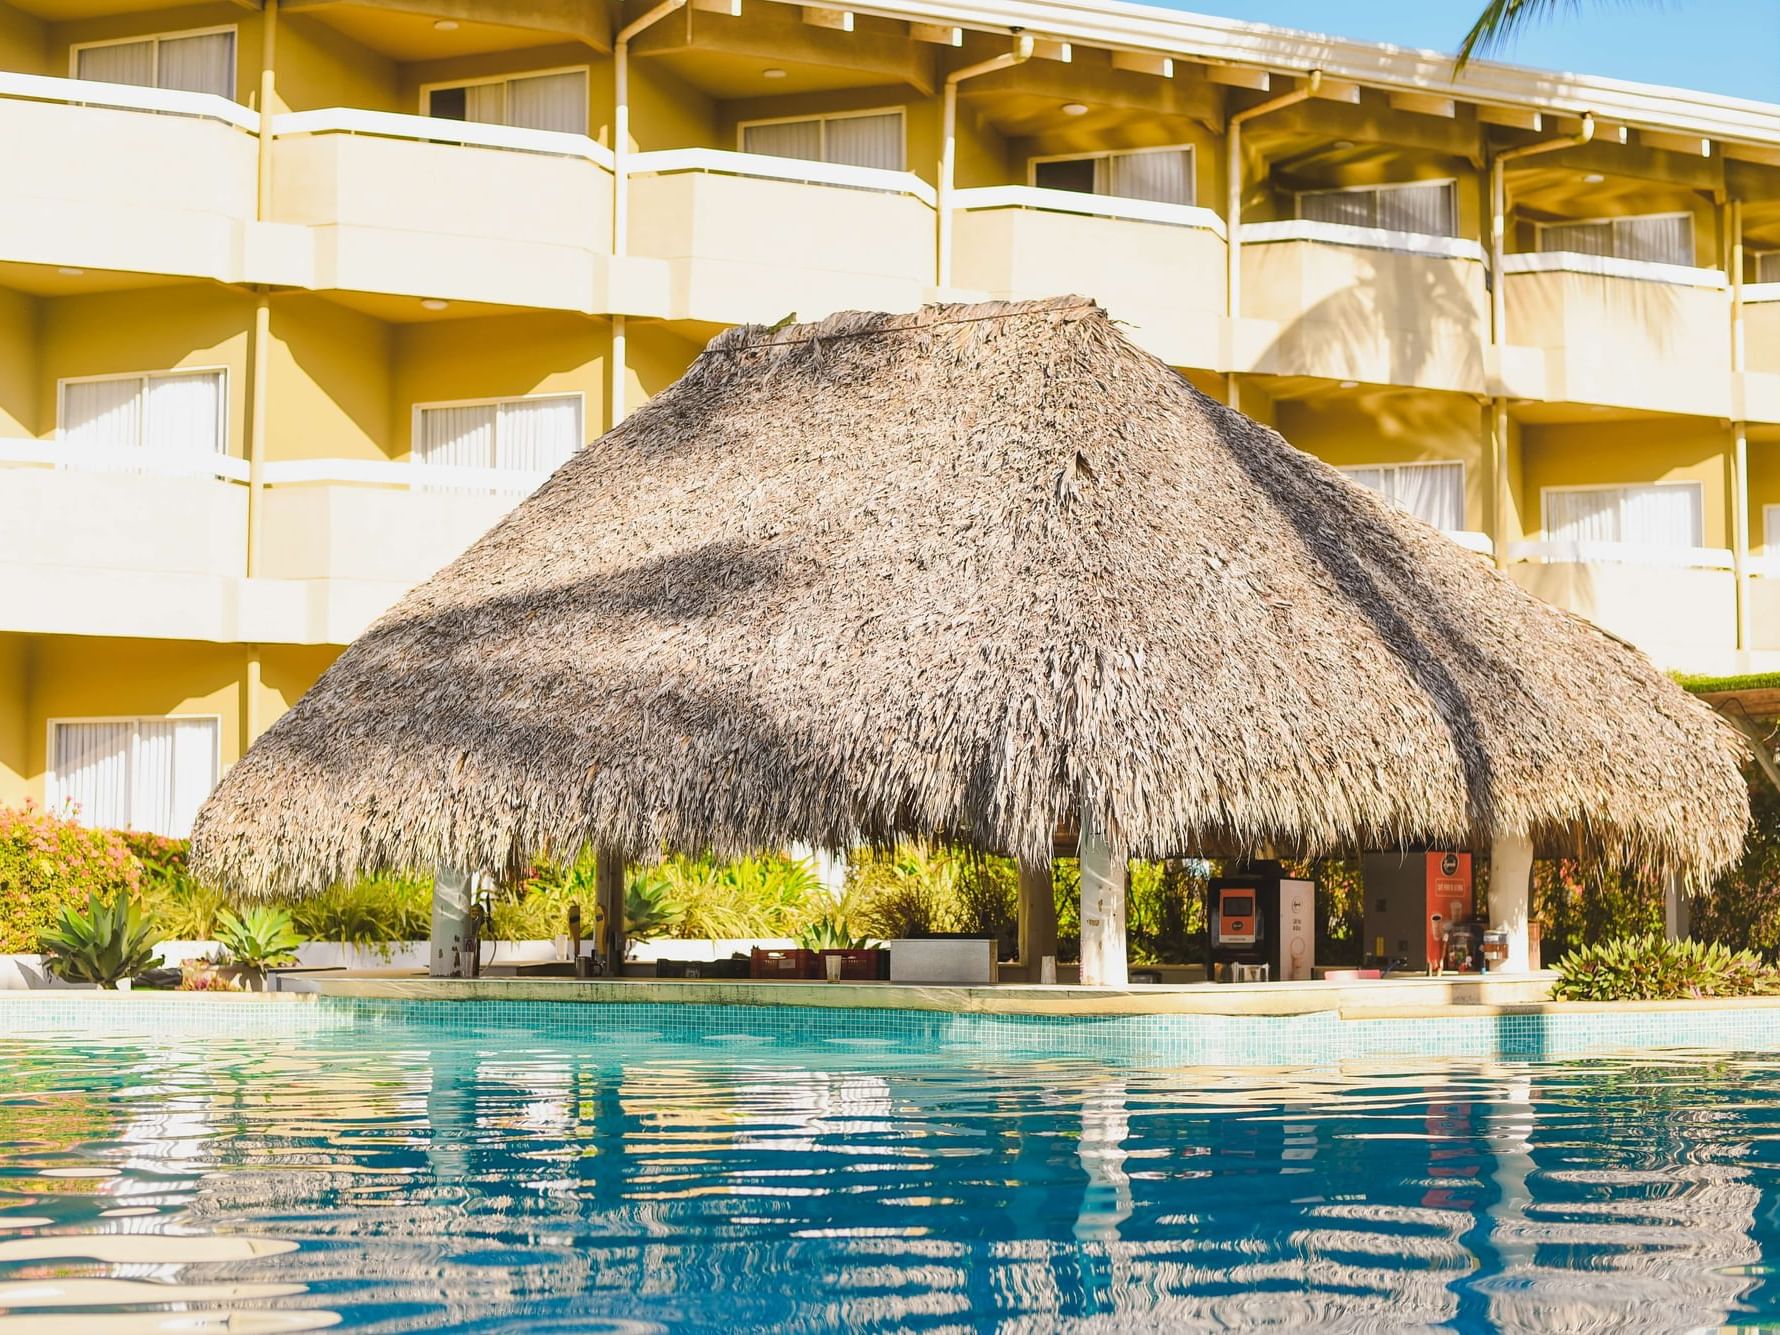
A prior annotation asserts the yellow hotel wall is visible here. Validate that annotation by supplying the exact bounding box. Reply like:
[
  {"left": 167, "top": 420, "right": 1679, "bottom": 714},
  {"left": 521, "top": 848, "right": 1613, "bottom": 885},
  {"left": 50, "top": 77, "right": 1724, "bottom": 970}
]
[
  {"left": 268, "top": 296, "right": 394, "bottom": 463},
  {"left": 38, "top": 286, "right": 252, "bottom": 456},
  {"left": 0, "top": 0, "right": 45, "bottom": 74},
  {"left": 0, "top": 635, "right": 25, "bottom": 805},
  {"left": 273, "top": 12, "right": 399, "bottom": 115},
  {"left": 1518, "top": 419, "right": 1731, "bottom": 546},
  {"left": 0, "top": 287, "right": 38, "bottom": 439}
]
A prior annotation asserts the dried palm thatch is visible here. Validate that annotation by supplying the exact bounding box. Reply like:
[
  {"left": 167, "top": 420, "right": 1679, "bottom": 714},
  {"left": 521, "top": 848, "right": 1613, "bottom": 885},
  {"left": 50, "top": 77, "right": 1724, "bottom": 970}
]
[{"left": 190, "top": 297, "right": 1748, "bottom": 896}]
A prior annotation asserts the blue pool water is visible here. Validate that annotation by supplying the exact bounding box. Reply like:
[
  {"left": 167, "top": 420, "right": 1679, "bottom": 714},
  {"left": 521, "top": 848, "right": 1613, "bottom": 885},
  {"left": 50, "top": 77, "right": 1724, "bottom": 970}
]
[{"left": 3, "top": 1002, "right": 1780, "bottom": 1331}]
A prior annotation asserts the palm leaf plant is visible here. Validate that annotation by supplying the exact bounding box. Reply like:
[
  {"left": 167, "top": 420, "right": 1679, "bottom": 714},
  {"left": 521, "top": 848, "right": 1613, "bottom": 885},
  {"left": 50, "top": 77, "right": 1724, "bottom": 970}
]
[
  {"left": 38, "top": 893, "right": 164, "bottom": 989},
  {"left": 214, "top": 905, "right": 306, "bottom": 972}
]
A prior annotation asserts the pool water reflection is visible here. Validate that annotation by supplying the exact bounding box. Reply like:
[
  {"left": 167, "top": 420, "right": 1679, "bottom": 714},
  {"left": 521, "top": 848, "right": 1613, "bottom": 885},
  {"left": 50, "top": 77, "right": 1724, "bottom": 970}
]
[{"left": 1, "top": 1013, "right": 1779, "bottom": 1331}]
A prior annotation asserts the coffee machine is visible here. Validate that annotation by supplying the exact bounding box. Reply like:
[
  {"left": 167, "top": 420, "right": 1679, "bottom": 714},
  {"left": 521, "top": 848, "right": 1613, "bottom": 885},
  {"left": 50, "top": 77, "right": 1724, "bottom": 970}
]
[
  {"left": 1361, "top": 850, "right": 1477, "bottom": 973},
  {"left": 1207, "top": 862, "right": 1316, "bottom": 982}
]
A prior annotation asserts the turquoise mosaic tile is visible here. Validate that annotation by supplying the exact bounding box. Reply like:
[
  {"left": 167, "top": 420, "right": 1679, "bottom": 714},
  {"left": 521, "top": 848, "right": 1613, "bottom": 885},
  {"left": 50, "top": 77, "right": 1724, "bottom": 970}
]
[{"left": 7, "top": 993, "right": 1780, "bottom": 1065}]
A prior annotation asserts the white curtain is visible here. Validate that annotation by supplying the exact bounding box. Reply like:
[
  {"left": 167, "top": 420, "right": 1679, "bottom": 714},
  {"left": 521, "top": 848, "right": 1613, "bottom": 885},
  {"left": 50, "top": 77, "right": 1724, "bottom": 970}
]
[
  {"left": 63, "top": 377, "right": 143, "bottom": 451},
  {"left": 1547, "top": 484, "right": 1700, "bottom": 548},
  {"left": 1301, "top": 189, "right": 1373, "bottom": 227},
  {"left": 1099, "top": 149, "right": 1192, "bottom": 206},
  {"left": 76, "top": 39, "right": 155, "bottom": 88},
  {"left": 464, "top": 82, "right": 505, "bottom": 125},
  {"left": 824, "top": 112, "right": 904, "bottom": 171},
  {"left": 1616, "top": 215, "right": 1692, "bottom": 266},
  {"left": 132, "top": 719, "right": 217, "bottom": 837},
  {"left": 156, "top": 31, "right": 233, "bottom": 98},
  {"left": 506, "top": 71, "right": 585, "bottom": 135},
  {"left": 143, "top": 371, "right": 223, "bottom": 460},
  {"left": 1541, "top": 221, "right": 1614, "bottom": 257},
  {"left": 1390, "top": 462, "right": 1464, "bottom": 531},
  {"left": 1759, "top": 253, "right": 1780, "bottom": 284},
  {"left": 496, "top": 396, "right": 580, "bottom": 474},
  {"left": 1376, "top": 182, "right": 1455, "bottom": 237},
  {"left": 743, "top": 118, "right": 824, "bottom": 162},
  {"left": 53, "top": 722, "right": 132, "bottom": 829},
  {"left": 417, "top": 405, "right": 496, "bottom": 470}
]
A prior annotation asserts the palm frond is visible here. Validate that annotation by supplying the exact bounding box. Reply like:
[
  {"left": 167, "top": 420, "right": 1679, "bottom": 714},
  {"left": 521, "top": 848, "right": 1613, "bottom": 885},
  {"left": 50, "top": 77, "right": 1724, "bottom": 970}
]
[{"left": 1456, "top": 0, "right": 1585, "bottom": 71}]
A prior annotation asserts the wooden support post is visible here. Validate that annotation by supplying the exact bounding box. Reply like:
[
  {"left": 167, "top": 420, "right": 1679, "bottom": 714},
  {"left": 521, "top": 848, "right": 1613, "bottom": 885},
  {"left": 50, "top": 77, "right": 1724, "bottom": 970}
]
[
  {"left": 1017, "top": 859, "right": 1058, "bottom": 980},
  {"left": 431, "top": 865, "right": 471, "bottom": 978},
  {"left": 1663, "top": 874, "right": 1692, "bottom": 941},
  {"left": 597, "top": 849, "right": 626, "bottom": 975},
  {"left": 1078, "top": 828, "right": 1128, "bottom": 987},
  {"left": 1489, "top": 835, "right": 1535, "bottom": 973}
]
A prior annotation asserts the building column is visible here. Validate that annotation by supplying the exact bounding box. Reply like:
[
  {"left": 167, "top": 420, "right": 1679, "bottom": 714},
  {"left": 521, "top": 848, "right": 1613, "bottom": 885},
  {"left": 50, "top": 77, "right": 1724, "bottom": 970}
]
[
  {"left": 1490, "top": 835, "right": 1535, "bottom": 973},
  {"left": 597, "top": 849, "right": 626, "bottom": 975},
  {"left": 1017, "top": 859, "right": 1058, "bottom": 981},
  {"left": 430, "top": 865, "right": 472, "bottom": 978},
  {"left": 1078, "top": 828, "right": 1128, "bottom": 988}
]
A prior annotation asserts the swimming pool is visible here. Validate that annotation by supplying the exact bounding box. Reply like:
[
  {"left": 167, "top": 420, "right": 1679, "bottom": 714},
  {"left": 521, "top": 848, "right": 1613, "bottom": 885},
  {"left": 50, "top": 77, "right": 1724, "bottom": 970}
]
[{"left": 2, "top": 998, "right": 1779, "bottom": 1332}]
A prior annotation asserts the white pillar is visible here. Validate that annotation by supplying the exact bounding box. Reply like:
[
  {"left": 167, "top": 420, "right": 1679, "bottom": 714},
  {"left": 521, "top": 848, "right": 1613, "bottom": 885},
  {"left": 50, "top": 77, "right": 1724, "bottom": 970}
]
[
  {"left": 1078, "top": 828, "right": 1128, "bottom": 988},
  {"left": 1490, "top": 835, "right": 1535, "bottom": 974},
  {"left": 430, "top": 865, "right": 471, "bottom": 978}
]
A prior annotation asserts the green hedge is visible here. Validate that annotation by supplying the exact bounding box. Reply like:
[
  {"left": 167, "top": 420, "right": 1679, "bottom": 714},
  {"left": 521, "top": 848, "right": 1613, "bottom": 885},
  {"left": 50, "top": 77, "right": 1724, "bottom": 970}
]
[{"left": 0, "top": 804, "right": 140, "bottom": 953}]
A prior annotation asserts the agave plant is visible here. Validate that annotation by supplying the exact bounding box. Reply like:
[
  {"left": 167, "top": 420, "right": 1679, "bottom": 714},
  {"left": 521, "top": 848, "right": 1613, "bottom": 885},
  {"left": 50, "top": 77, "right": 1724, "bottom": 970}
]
[
  {"left": 1551, "top": 934, "right": 1780, "bottom": 1001},
  {"left": 38, "top": 893, "right": 165, "bottom": 989},
  {"left": 797, "top": 915, "right": 871, "bottom": 952},
  {"left": 214, "top": 905, "right": 306, "bottom": 971}
]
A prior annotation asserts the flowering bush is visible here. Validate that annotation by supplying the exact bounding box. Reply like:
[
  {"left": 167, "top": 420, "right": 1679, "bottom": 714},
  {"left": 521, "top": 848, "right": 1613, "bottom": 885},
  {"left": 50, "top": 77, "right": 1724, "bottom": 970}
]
[{"left": 0, "top": 803, "right": 140, "bottom": 953}]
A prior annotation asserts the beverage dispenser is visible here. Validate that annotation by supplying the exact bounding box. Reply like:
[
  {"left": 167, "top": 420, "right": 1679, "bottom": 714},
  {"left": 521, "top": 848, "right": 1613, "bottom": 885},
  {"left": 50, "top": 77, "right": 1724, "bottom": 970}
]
[{"left": 1207, "top": 863, "right": 1316, "bottom": 983}]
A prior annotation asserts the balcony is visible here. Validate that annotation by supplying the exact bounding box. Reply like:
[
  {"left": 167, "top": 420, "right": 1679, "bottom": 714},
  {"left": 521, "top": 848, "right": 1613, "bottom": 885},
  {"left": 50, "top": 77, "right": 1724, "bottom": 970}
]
[
  {"left": 1503, "top": 253, "right": 1731, "bottom": 416},
  {"left": 0, "top": 446, "right": 526, "bottom": 645},
  {"left": 1239, "top": 221, "right": 1488, "bottom": 394},
  {"left": 1506, "top": 539, "right": 1736, "bottom": 668},
  {"left": 269, "top": 111, "right": 619, "bottom": 311},
  {"left": 1745, "top": 286, "right": 1780, "bottom": 423},
  {"left": 0, "top": 73, "right": 257, "bottom": 282},
  {"left": 950, "top": 187, "right": 1226, "bottom": 371},
  {"left": 627, "top": 149, "right": 937, "bottom": 325}
]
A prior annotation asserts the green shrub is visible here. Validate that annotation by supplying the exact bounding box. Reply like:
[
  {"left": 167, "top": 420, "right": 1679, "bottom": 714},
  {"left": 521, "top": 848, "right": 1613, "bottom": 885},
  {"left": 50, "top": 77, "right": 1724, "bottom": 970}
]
[
  {"left": 287, "top": 875, "right": 431, "bottom": 953},
  {"left": 1550, "top": 934, "right": 1780, "bottom": 1001},
  {"left": 797, "top": 914, "right": 871, "bottom": 951},
  {"left": 37, "top": 891, "right": 163, "bottom": 988},
  {"left": 0, "top": 804, "right": 140, "bottom": 953}
]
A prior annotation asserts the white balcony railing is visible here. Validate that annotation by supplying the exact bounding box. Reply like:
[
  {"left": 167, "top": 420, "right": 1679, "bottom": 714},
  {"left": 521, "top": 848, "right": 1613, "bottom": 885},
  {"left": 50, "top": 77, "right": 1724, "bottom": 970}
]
[
  {"left": 271, "top": 107, "right": 613, "bottom": 168},
  {"left": 1241, "top": 219, "right": 1486, "bottom": 262},
  {"left": 953, "top": 185, "right": 1226, "bottom": 237},
  {"left": 1508, "top": 538, "right": 1734, "bottom": 570},
  {"left": 0, "top": 438, "right": 248, "bottom": 482},
  {"left": 0, "top": 69, "right": 259, "bottom": 131},
  {"left": 1502, "top": 250, "right": 1727, "bottom": 289},
  {"left": 627, "top": 147, "right": 936, "bottom": 206}
]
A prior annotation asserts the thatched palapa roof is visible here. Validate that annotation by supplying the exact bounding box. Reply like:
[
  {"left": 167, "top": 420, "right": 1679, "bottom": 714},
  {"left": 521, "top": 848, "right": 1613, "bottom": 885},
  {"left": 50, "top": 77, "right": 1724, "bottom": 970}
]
[{"left": 191, "top": 297, "right": 1748, "bottom": 895}]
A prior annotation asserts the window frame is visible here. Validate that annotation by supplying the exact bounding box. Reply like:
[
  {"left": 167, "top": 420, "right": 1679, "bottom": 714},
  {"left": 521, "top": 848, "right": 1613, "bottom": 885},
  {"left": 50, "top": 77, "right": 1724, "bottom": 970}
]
[
  {"left": 1762, "top": 502, "right": 1780, "bottom": 552},
  {"left": 409, "top": 390, "right": 586, "bottom": 467},
  {"left": 1027, "top": 142, "right": 1198, "bottom": 205},
  {"left": 69, "top": 24, "right": 239, "bottom": 97},
  {"left": 45, "top": 714, "right": 224, "bottom": 836},
  {"left": 1752, "top": 249, "right": 1780, "bottom": 284},
  {"left": 1534, "top": 210, "right": 1696, "bottom": 264},
  {"left": 1539, "top": 479, "right": 1706, "bottom": 547},
  {"left": 1337, "top": 459, "right": 1467, "bottom": 530},
  {"left": 55, "top": 365, "right": 230, "bottom": 455},
  {"left": 735, "top": 105, "right": 908, "bottom": 171},
  {"left": 1295, "top": 177, "right": 1459, "bottom": 234},
  {"left": 418, "top": 65, "right": 592, "bottom": 132}
]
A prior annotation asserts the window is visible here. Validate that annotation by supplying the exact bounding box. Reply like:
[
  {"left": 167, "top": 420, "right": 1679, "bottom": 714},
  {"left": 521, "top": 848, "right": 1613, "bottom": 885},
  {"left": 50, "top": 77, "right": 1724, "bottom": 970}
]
[
  {"left": 1765, "top": 504, "right": 1780, "bottom": 552},
  {"left": 425, "top": 70, "right": 587, "bottom": 135},
  {"left": 1538, "top": 213, "right": 1694, "bottom": 267},
  {"left": 1544, "top": 483, "right": 1703, "bottom": 549},
  {"left": 1755, "top": 251, "right": 1780, "bottom": 284},
  {"left": 1299, "top": 181, "right": 1457, "bottom": 238},
  {"left": 1032, "top": 146, "right": 1195, "bottom": 207},
  {"left": 59, "top": 369, "right": 226, "bottom": 465},
  {"left": 739, "top": 110, "right": 905, "bottom": 171},
  {"left": 414, "top": 394, "right": 582, "bottom": 488},
  {"left": 1340, "top": 462, "right": 1464, "bottom": 531},
  {"left": 74, "top": 29, "right": 235, "bottom": 99},
  {"left": 50, "top": 718, "right": 219, "bottom": 837}
]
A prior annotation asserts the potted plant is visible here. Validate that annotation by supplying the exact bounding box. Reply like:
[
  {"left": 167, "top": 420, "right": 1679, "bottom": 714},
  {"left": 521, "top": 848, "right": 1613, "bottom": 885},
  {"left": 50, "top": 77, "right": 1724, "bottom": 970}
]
[
  {"left": 213, "top": 905, "right": 306, "bottom": 991},
  {"left": 37, "top": 893, "right": 164, "bottom": 990},
  {"left": 797, "top": 916, "right": 885, "bottom": 981}
]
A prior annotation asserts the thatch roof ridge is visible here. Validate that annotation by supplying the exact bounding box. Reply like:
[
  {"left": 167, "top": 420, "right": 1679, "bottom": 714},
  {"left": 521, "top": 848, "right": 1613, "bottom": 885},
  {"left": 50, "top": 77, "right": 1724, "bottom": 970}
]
[{"left": 189, "top": 297, "right": 1748, "bottom": 895}]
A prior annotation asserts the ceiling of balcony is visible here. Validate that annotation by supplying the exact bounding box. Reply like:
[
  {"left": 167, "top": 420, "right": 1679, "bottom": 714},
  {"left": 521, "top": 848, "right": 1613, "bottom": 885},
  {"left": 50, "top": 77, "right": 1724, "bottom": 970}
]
[
  {"left": 304, "top": 5, "right": 587, "bottom": 61},
  {"left": 0, "top": 261, "right": 185, "bottom": 298}
]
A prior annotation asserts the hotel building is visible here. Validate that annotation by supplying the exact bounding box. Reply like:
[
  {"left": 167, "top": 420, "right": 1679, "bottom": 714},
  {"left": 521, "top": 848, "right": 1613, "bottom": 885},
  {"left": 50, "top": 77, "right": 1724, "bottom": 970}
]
[{"left": 2, "top": 0, "right": 1777, "bottom": 837}]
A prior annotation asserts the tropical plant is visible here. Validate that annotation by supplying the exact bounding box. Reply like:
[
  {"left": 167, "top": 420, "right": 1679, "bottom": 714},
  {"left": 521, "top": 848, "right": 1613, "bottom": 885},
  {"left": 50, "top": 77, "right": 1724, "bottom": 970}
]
[
  {"left": 214, "top": 905, "right": 306, "bottom": 970},
  {"left": 0, "top": 803, "right": 140, "bottom": 953},
  {"left": 37, "top": 892, "right": 164, "bottom": 989},
  {"left": 797, "top": 915, "right": 871, "bottom": 951},
  {"left": 625, "top": 870, "right": 684, "bottom": 940},
  {"left": 287, "top": 875, "right": 431, "bottom": 953},
  {"left": 1550, "top": 934, "right": 1780, "bottom": 1001},
  {"left": 1456, "top": 0, "right": 1640, "bottom": 69}
]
